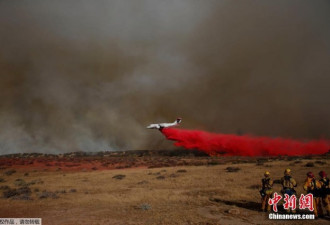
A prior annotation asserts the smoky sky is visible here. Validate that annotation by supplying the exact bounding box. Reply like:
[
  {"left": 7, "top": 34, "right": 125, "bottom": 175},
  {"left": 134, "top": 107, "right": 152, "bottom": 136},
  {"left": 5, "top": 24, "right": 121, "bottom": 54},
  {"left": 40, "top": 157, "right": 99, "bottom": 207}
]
[{"left": 0, "top": 0, "right": 329, "bottom": 154}]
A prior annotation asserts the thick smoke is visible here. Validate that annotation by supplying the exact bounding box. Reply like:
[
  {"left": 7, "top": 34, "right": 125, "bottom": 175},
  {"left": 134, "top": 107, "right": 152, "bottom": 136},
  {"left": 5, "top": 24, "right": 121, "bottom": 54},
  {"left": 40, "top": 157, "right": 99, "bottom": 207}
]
[{"left": 0, "top": 1, "right": 329, "bottom": 154}]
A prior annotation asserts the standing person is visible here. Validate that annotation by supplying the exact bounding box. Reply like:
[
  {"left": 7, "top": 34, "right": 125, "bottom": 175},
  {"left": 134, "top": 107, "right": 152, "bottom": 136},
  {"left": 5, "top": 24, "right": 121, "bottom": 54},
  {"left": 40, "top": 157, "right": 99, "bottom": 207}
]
[
  {"left": 303, "top": 172, "right": 322, "bottom": 218},
  {"left": 318, "top": 171, "right": 330, "bottom": 216},
  {"left": 260, "top": 171, "right": 273, "bottom": 212},
  {"left": 281, "top": 168, "right": 297, "bottom": 213}
]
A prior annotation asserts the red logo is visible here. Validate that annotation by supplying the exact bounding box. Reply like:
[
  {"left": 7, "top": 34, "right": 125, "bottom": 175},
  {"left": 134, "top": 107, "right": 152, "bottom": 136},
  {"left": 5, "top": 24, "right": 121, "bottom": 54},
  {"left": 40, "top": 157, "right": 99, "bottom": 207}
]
[
  {"left": 283, "top": 194, "right": 297, "bottom": 210},
  {"left": 268, "top": 192, "right": 314, "bottom": 212},
  {"left": 268, "top": 192, "right": 282, "bottom": 212},
  {"left": 299, "top": 194, "right": 314, "bottom": 211}
]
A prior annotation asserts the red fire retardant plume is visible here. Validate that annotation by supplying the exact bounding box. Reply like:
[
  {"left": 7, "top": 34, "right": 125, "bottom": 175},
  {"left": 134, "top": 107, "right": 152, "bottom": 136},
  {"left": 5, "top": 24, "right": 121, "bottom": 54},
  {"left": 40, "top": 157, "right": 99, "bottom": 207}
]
[{"left": 161, "top": 128, "right": 330, "bottom": 156}]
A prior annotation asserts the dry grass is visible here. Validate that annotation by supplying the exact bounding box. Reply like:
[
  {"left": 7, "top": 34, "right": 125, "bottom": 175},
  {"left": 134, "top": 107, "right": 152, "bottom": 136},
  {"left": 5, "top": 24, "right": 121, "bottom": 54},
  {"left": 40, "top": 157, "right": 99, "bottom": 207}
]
[{"left": 0, "top": 157, "right": 329, "bottom": 225}]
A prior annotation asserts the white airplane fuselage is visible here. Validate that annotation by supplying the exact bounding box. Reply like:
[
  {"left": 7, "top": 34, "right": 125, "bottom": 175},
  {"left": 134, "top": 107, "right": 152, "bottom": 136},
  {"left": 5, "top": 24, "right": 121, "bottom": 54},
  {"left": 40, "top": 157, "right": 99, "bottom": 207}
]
[{"left": 147, "top": 118, "right": 182, "bottom": 130}]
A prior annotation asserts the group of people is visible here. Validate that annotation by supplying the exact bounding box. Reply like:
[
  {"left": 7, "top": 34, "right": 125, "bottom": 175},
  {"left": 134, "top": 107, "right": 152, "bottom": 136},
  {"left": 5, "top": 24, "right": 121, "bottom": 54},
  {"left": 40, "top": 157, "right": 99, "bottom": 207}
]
[{"left": 260, "top": 168, "right": 330, "bottom": 218}]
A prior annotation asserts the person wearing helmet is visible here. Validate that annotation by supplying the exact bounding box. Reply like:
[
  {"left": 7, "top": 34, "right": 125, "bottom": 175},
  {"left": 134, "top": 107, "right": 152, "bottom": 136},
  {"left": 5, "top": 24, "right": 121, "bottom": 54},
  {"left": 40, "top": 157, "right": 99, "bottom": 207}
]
[
  {"left": 303, "top": 172, "right": 322, "bottom": 218},
  {"left": 318, "top": 171, "right": 330, "bottom": 216},
  {"left": 281, "top": 169, "right": 297, "bottom": 213},
  {"left": 281, "top": 169, "right": 297, "bottom": 195},
  {"left": 260, "top": 171, "right": 273, "bottom": 212}
]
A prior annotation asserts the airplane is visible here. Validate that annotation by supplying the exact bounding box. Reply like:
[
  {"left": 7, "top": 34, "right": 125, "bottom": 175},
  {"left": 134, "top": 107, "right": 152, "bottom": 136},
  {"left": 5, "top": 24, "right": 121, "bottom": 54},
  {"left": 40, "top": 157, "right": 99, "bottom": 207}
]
[{"left": 146, "top": 118, "right": 182, "bottom": 130}]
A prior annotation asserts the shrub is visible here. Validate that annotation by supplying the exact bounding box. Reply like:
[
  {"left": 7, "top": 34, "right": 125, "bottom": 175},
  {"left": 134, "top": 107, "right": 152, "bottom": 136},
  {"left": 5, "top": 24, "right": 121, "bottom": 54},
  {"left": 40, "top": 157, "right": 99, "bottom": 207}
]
[
  {"left": 226, "top": 167, "right": 241, "bottom": 172},
  {"left": 38, "top": 191, "right": 58, "bottom": 199},
  {"left": 17, "top": 186, "right": 31, "bottom": 195},
  {"left": 4, "top": 169, "right": 16, "bottom": 176},
  {"left": 305, "top": 162, "right": 314, "bottom": 167},
  {"left": 314, "top": 161, "right": 326, "bottom": 165},
  {"left": 156, "top": 175, "right": 165, "bottom": 180},
  {"left": 2, "top": 186, "right": 30, "bottom": 198},
  {"left": 12, "top": 194, "right": 32, "bottom": 201},
  {"left": 0, "top": 185, "right": 9, "bottom": 190},
  {"left": 112, "top": 174, "right": 126, "bottom": 180},
  {"left": 137, "top": 180, "right": 148, "bottom": 185},
  {"left": 208, "top": 160, "right": 222, "bottom": 165},
  {"left": 140, "top": 203, "right": 151, "bottom": 211},
  {"left": 3, "top": 188, "right": 20, "bottom": 198},
  {"left": 14, "top": 179, "right": 27, "bottom": 186}
]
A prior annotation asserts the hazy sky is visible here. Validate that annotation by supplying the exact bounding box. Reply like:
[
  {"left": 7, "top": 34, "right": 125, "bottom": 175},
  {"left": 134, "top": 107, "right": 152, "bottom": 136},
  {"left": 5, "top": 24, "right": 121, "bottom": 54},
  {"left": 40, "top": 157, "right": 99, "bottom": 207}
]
[{"left": 0, "top": 0, "right": 329, "bottom": 154}]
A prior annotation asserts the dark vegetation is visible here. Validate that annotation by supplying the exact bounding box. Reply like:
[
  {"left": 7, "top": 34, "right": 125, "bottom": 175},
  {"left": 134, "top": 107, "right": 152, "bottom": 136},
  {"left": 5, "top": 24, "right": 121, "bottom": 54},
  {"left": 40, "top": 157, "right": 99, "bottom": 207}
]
[
  {"left": 38, "top": 191, "right": 58, "bottom": 199},
  {"left": 156, "top": 175, "right": 165, "bottom": 180},
  {"left": 0, "top": 185, "right": 9, "bottom": 190},
  {"left": 112, "top": 174, "right": 126, "bottom": 180},
  {"left": 0, "top": 176, "right": 71, "bottom": 201},
  {"left": 3, "top": 186, "right": 31, "bottom": 199},
  {"left": 137, "top": 180, "right": 148, "bottom": 185},
  {"left": 4, "top": 169, "right": 16, "bottom": 176},
  {"left": 314, "top": 160, "right": 326, "bottom": 165},
  {"left": 0, "top": 150, "right": 328, "bottom": 172},
  {"left": 225, "top": 167, "right": 241, "bottom": 172},
  {"left": 305, "top": 162, "right": 315, "bottom": 167}
]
